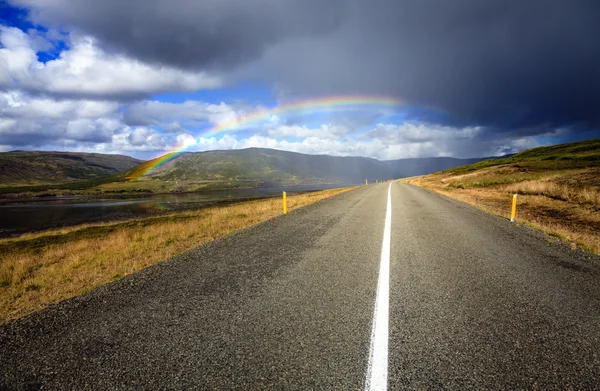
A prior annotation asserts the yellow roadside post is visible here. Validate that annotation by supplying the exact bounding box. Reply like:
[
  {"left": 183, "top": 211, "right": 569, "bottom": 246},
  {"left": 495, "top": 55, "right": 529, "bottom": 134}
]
[
  {"left": 510, "top": 194, "right": 517, "bottom": 222},
  {"left": 366, "top": 179, "right": 368, "bottom": 186},
  {"left": 418, "top": 177, "right": 421, "bottom": 186},
  {"left": 283, "top": 191, "right": 287, "bottom": 214}
]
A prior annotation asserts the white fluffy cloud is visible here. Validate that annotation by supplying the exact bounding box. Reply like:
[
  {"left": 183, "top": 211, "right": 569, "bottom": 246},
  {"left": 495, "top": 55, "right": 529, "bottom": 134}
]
[
  {"left": 262, "top": 124, "right": 352, "bottom": 140},
  {"left": 364, "top": 123, "right": 540, "bottom": 158},
  {"left": 190, "top": 134, "right": 387, "bottom": 157},
  {"left": 0, "top": 90, "right": 174, "bottom": 150},
  {"left": 0, "top": 91, "right": 118, "bottom": 144},
  {"left": 366, "top": 123, "right": 482, "bottom": 144},
  {"left": 0, "top": 88, "right": 540, "bottom": 159},
  {"left": 0, "top": 26, "right": 221, "bottom": 98},
  {"left": 0, "top": 24, "right": 541, "bottom": 160},
  {"left": 1, "top": 91, "right": 118, "bottom": 119},
  {"left": 178, "top": 120, "right": 543, "bottom": 160}
]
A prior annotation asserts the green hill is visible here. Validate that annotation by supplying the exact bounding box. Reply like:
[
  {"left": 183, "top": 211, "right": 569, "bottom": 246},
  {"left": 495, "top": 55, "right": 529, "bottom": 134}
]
[
  {"left": 0, "top": 151, "right": 143, "bottom": 187},
  {"left": 445, "top": 138, "right": 600, "bottom": 176}
]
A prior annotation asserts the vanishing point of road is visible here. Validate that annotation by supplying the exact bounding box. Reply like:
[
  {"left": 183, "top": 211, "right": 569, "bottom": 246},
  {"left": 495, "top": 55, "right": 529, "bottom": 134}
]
[{"left": 2, "top": 182, "right": 600, "bottom": 390}]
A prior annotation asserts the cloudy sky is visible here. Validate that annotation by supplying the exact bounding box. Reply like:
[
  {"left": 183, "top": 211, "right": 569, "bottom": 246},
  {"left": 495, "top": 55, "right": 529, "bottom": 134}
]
[{"left": 1, "top": 0, "right": 599, "bottom": 160}]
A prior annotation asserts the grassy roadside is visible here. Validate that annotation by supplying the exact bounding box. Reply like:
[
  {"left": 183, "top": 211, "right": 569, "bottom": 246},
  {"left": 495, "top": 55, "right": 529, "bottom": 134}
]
[
  {"left": 0, "top": 187, "right": 356, "bottom": 324},
  {"left": 403, "top": 139, "right": 599, "bottom": 255},
  {"left": 404, "top": 177, "right": 600, "bottom": 255}
]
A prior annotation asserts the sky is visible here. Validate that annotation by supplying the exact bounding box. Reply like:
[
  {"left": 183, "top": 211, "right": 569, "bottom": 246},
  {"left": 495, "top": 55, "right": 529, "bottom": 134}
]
[{"left": 0, "top": 0, "right": 599, "bottom": 161}]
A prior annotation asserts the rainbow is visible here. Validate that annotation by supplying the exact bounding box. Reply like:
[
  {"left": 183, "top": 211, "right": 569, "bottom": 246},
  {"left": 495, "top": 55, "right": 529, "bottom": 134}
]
[
  {"left": 128, "top": 95, "right": 406, "bottom": 181},
  {"left": 126, "top": 151, "right": 180, "bottom": 182},
  {"left": 206, "top": 95, "right": 405, "bottom": 135}
]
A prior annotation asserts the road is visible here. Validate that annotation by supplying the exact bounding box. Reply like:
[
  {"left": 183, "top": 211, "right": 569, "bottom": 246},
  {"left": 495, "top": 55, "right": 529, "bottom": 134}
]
[{"left": 2, "top": 182, "right": 600, "bottom": 390}]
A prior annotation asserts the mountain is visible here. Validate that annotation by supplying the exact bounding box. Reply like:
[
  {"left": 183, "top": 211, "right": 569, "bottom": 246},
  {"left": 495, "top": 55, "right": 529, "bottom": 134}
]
[
  {"left": 0, "top": 151, "right": 143, "bottom": 187},
  {"left": 127, "top": 148, "right": 497, "bottom": 187}
]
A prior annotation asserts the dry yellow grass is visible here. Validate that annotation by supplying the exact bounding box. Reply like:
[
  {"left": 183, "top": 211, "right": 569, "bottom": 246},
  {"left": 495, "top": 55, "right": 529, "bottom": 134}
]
[
  {"left": 0, "top": 187, "right": 355, "bottom": 324},
  {"left": 405, "top": 169, "right": 600, "bottom": 255},
  {"left": 500, "top": 180, "right": 600, "bottom": 206}
]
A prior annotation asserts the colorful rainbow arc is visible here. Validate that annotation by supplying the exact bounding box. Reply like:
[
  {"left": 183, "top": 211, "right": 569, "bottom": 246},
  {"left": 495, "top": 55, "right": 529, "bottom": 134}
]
[
  {"left": 127, "top": 95, "right": 405, "bottom": 181},
  {"left": 126, "top": 151, "right": 181, "bottom": 182},
  {"left": 207, "top": 95, "right": 405, "bottom": 135}
]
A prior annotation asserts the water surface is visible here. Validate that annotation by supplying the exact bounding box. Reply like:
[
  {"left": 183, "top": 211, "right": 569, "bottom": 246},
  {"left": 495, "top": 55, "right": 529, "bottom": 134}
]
[{"left": 0, "top": 184, "right": 352, "bottom": 237}]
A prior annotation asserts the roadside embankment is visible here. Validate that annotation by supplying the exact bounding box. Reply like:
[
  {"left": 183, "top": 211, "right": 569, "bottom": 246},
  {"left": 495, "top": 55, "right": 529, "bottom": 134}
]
[
  {"left": 0, "top": 187, "right": 355, "bottom": 324},
  {"left": 405, "top": 166, "right": 599, "bottom": 255}
]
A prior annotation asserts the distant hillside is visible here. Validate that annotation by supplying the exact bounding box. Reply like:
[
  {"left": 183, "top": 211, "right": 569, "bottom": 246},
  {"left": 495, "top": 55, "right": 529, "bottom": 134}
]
[
  {"left": 125, "top": 148, "right": 494, "bottom": 187},
  {"left": 443, "top": 137, "right": 600, "bottom": 176},
  {"left": 0, "top": 151, "right": 143, "bottom": 187}
]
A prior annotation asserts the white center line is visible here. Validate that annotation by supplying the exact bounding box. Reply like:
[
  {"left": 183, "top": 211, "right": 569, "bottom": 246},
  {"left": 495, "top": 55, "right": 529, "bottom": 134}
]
[{"left": 365, "top": 183, "right": 392, "bottom": 391}]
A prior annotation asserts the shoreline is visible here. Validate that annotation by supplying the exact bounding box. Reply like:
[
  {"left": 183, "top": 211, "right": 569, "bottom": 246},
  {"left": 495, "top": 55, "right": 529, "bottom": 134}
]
[
  {"left": 0, "top": 182, "right": 349, "bottom": 204},
  {"left": 0, "top": 197, "right": 266, "bottom": 239},
  {"left": 0, "top": 178, "right": 350, "bottom": 200},
  {"left": 0, "top": 184, "right": 355, "bottom": 238}
]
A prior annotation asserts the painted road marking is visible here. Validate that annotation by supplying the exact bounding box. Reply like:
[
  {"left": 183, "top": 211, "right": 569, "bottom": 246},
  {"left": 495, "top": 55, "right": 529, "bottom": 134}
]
[{"left": 365, "top": 183, "right": 392, "bottom": 391}]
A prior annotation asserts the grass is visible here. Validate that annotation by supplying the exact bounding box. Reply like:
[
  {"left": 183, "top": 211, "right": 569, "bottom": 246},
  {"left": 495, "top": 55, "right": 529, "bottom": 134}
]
[
  {"left": 404, "top": 138, "right": 600, "bottom": 255},
  {"left": 0, "top": 187, "right": 355, "bottom": 324},
  {"left": 501, "top": 180, "right": 600, "bottom": 205}
]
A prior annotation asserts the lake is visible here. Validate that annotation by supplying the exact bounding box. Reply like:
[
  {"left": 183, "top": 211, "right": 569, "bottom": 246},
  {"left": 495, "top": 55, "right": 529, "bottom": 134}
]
[{"left": 0, "top": 184, "right": 353, "bottom": 237}]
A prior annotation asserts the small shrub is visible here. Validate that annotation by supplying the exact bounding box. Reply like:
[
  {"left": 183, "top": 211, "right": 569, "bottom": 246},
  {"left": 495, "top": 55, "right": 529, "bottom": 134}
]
[
  {"left": 25, "top": 283, "right": 41, "bottom": 292},
  {"left": 446, "top": 181, "right": 465, "bottom": 189},
  {"left": 0, "top": 271, "right": 11, "bottom": 288}
]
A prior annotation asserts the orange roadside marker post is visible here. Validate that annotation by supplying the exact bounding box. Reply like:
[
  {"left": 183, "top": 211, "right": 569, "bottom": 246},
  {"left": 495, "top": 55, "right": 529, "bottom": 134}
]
[{"left": 510, "top": 194, "right": 517, "bottom": 222}]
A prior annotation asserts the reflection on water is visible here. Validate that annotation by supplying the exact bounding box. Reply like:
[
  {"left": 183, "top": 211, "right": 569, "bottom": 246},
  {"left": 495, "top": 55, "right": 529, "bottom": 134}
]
[{"left": 0, "top": 185, "right": 352, "bottom": 236}]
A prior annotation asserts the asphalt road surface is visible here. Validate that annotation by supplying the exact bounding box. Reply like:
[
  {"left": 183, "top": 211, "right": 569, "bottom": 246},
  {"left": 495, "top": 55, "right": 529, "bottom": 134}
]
[{"left": 2, "top": 182, "right": 600, "bottom": 390}]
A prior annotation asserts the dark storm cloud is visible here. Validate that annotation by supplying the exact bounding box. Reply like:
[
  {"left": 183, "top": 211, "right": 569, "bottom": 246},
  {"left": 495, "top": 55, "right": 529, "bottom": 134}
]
[
  {"left": 13, "top": 0, "right": 347, "bottom": 70},
  {"left": 11, "top": 0, "right": 600, "bottom": 133},
  {"left": 242, "top": 0, "right": 600, "bottom": 133}
]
